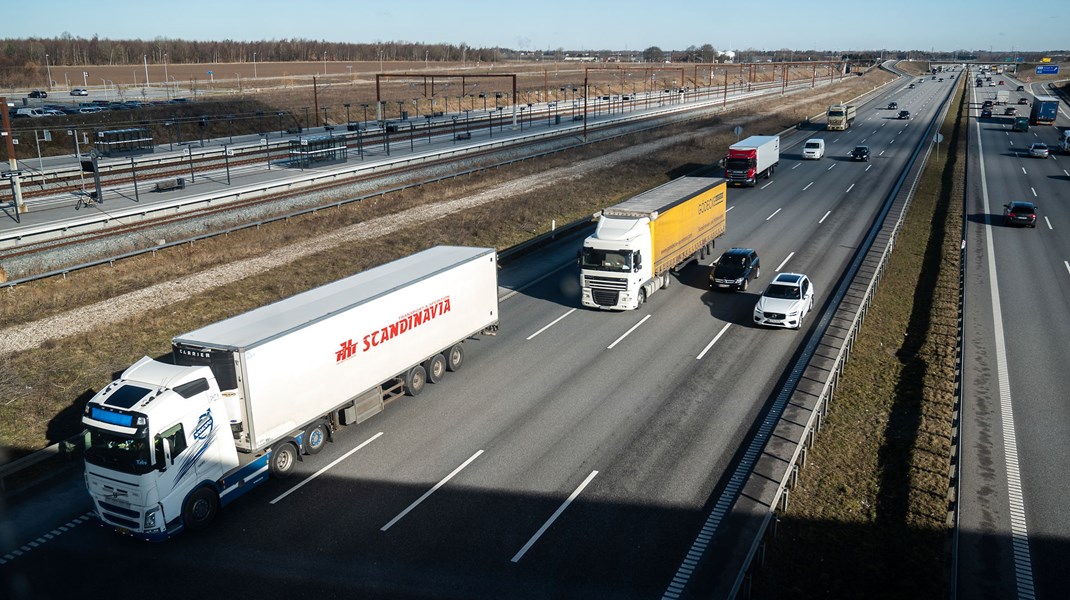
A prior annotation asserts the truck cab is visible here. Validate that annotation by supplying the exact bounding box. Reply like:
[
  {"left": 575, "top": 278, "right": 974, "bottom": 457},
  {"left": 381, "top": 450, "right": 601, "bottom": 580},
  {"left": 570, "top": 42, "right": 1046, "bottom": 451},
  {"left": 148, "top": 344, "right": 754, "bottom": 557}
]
[
  {"left": 83, "top": 357, "right": 240, "bottom": 540},
  {"left": 580, "top": 215, "right": 654, "bottom": 310}
]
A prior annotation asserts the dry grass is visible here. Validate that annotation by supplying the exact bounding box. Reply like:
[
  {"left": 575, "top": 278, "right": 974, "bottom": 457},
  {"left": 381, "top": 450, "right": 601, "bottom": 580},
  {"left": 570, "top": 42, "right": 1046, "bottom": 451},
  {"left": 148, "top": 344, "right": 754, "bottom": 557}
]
[
  {"left": 0, "top": 67, "right": 893, "bottom": 457},
  {"left": 752, "top": 75, "right": 965, "bottom": 599}
]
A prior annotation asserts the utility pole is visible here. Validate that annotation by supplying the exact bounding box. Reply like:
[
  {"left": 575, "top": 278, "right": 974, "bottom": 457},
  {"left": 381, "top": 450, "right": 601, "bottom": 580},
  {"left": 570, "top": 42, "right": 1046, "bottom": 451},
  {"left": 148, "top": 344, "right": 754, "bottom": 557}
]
[{"left": 0, "top": 97, "right": 26, "bottom": 217}]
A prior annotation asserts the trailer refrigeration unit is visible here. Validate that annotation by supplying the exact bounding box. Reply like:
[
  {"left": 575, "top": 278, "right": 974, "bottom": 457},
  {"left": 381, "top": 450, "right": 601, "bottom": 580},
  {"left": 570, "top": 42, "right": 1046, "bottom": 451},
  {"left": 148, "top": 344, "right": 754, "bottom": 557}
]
[
  {"left": 82, "top": 246, "right": 499, "bottom": 540},
  {"left": 1029, "top": 95, "right": 1060, "bottom": 125},
  {"left": 724, "top": 135, "right": 780, "bottom": 187},
  {"left": 580, "top": 176, "right": 727, "bottom": 310}
]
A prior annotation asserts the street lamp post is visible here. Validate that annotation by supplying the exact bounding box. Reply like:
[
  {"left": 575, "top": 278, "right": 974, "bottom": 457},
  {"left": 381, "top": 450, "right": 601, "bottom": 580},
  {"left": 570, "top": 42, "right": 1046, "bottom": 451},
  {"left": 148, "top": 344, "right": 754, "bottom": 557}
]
[
  {"left": 361, "top": 103, "right": 369, "bottom": 126},
  {"left": 343, "top": 103, "right": 351, "bottom": 127},
  {"left": 276, "top": 111, "right": 284, "bottom": 136},
  {"left": 302, "top": 107, "right": 310, "bottom": 130},
  {"left": 253, "top": 52, "right": 257, "bottom": 79},
  {"left": 163, "top": 53, "right": 169, "bottom": 99},
  {"left": 102, "top": 79, "right": 110, "bottom": 102},
  {"left": 45, "top": 54, "right": 52, "bottom": 90},
  {"left": 143, "top": 54, "right": 149, "bottom": 92},
  {"left": 322, "top": 51, "right": 327, "bottom": 76}
]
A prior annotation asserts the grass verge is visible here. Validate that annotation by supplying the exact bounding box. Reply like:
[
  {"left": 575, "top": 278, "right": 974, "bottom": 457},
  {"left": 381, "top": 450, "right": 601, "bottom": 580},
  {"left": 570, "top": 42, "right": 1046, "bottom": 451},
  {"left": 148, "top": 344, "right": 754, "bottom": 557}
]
[{"left": 751, "top": 74, "right": 966, "bottom": 597}]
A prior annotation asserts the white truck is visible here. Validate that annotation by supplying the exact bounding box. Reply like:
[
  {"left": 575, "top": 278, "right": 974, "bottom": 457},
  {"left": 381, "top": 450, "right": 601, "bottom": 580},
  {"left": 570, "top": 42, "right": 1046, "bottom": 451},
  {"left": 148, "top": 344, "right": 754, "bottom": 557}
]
[
  {"left": 82, "top": 246, "right": 499, "bottom": 540},
  {"left": 580, "top": 176, "right": 727, "bottom": 310},
  {"left": 724, "top": 135, "right": 780, "bottom": 187},
  {"left": 995, "top": 90, "right": 1009, "bottom": 105}
]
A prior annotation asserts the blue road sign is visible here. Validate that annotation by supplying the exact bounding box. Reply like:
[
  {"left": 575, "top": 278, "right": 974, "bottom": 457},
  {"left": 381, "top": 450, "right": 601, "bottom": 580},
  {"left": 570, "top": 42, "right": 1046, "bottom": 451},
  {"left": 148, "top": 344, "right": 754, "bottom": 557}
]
[{"left": 1036, "top": 65, "right": 1059, "bottom": 75}]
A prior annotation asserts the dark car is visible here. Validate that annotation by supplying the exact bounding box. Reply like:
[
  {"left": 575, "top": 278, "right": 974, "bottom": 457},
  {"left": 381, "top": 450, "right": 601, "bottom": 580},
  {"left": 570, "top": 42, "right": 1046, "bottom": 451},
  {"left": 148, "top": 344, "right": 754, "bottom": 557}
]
[
  {"left": 1016, "top": 85, "right": 1025, "bottom": 91},
  {"left": 982, "top": 100, "right": 993, "bottom": 108},
  {"left": 710, "top": 248, "right": 761, "bottom": 291},
  {"left": 1003, "top": 201, "right": 1037, "bottom": 228},
  {"left": 1004, "top": 107, "right": 1016, "bottom": 116},
  {"left": 850, "top": 145, "right": 870, "bottom": 161},
  {"left": 888, "top": 101, "right": 898, "bottom": 110},
  {"left": 898, "top": 110, "right": 911, "bottom": 120},
  {"left": 981, "top": 108, "right": 992, "bottom": 118},
  {"left": 28, "top": 90, "right": 47, "bottom": 98},
  {"left": 1018, "top": 97, "right": 1029, "bottom": 105}
]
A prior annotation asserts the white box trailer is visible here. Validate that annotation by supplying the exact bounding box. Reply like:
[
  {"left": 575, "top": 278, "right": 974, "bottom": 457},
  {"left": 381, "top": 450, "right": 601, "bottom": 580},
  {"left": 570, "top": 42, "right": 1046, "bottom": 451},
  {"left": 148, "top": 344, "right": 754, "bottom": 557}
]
[
  {"left": 83, "top": 246, "right": 499, "bottom": 539},
  {"left": 172, "top": 245, "right": 500, "bottom": 453}
]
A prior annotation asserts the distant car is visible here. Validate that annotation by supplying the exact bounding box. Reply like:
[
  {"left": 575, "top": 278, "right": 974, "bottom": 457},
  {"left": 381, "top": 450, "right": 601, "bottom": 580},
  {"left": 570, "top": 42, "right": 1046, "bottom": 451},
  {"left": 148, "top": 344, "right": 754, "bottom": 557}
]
[
  {"left": 1028, "top": 143, "right": 1049, "bottom": 158},
  {"left": 1004, "top": 107, "right": 1016, "bottom": 116},
  {"left": 931, "top": 76, "right": 936, "bottom": 80},
  {"left": 982, "top": 100, "right": 994, "bottom": 108},
  {"left": 898, "top": 110, "right": 911, "bottom": 120},
  {"left": 888, "top": 101, "right": 898, "bottom": 109},
  {"left": 939, "top": 77, "right": 944, "bottom": 82},
  {"left": 980, "top": 108, "right": 992, "bottom": 118},
  {"left": 28, "top": 90, "right": 47, "bottom": 98},
  {"left": 710, "top": 248, "right": 761, "bottom": 291},
  {"left": 42, "top": 109, "right": 65, "bottom": 116},
  {"left": 850, "top": 145, "right": 870, "bottom": 161},
  {"left": 1017, "top": 98, "right": 1029, "bottom": 105},
  {"left": 998, "top": 80, "right": 1004, "bottom": 85},
  {"left": 70, "top": 88, "right": 89, "bottom": 96},
  {"left": 753, "top": 273, "right": 815, "bottom": 330},
  {"left": 802, "top": 138, "right": 825, "bottom": 160},
  {"left": 1003, "top": 201, "right": 1037, "bottom": 228},
  {"left": 1016, "top": 85, "right": 1025, "bottom": 91},
  {"left": 988, "top": 81, "right": 996, "bottom": 86}
]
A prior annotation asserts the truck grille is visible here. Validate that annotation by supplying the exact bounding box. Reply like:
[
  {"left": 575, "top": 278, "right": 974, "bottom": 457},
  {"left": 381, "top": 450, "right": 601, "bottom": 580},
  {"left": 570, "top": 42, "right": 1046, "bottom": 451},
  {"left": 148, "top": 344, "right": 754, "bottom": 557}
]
[
  {"left": 592, "top": 289, "right": 620, "bottom": 306},
  {"left": 585, "top": 275, "right": 627, "bottom": 290},
  {"left": 100, "top": 501, "right": 139, "bottom": 519},
  {"left": 99, "top": 507, "right": 140, "bottom": 530}
]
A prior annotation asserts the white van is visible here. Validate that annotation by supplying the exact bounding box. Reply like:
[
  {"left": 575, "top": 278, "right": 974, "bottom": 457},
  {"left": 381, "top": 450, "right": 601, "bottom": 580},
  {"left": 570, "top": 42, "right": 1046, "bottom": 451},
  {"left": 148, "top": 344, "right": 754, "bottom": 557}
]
[
  {"left": 1060, "top": 129, "right": 1070, "bottom": 154},
  {"left": 802, "top": 138, "right": 825, "bottom": 160},
  {"left": 14, "top": 107, "right": 46, "bottom": 118}
]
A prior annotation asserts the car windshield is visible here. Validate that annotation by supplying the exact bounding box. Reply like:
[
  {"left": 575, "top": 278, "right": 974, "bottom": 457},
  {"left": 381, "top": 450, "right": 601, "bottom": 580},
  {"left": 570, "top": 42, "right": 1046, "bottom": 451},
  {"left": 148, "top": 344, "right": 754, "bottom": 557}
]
[
  {"left": 854, "top": 147, "right": 867, "bottom": 153},
  {"left": 805, "top": 143, "right": 819, "bottom": 149},
  {"left": 764, "top": 284, "right": 801, "bottom": 300}
]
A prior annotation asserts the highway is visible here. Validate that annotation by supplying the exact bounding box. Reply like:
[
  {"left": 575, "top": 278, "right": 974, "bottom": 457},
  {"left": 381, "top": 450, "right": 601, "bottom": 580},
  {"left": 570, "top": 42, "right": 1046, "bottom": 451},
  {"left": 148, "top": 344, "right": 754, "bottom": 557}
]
[
  {"left": 0, "top": 67, "right": 959, "bottom": 598},
  {"left": 956, "top": 73, "right": 1070, "bottom": 600}
]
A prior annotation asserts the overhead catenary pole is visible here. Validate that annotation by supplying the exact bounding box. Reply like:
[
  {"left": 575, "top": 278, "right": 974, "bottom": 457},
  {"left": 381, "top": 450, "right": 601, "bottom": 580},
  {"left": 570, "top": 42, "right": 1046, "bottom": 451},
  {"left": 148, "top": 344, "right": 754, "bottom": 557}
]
[{"left": 0, "top": 98, "right": 25, "bottom": 217}]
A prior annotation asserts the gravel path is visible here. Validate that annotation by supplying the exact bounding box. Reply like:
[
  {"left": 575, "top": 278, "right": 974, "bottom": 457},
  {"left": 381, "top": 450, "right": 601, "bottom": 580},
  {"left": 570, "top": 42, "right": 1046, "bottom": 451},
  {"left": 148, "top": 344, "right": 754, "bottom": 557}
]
[{"left": 0, "top": 129, "right": 701, "bottom": 358}]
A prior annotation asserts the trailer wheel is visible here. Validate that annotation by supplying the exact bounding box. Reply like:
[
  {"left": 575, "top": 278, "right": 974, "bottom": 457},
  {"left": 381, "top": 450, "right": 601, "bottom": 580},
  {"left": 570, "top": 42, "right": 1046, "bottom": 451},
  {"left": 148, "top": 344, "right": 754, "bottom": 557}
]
[
  {"left": 303, "top": 422, "right": 328, "bottom": 455},
  {"left": 405, "top": 365, "right": 427, "bottom": 396},
  {"left": 270, "top": 442, "right": 298, "bottom": 478},
  {"left": 662, "top": 274, "right": 671, "bottom": 290},
  {"left": 446, "top": 344, "right": 464, "bottom": 372},
  {"left": 182, "top": 487, "right": 219, "bottom": 530},
  {"left": 426, "top": 354, "right": 447, "bottom": 384}
]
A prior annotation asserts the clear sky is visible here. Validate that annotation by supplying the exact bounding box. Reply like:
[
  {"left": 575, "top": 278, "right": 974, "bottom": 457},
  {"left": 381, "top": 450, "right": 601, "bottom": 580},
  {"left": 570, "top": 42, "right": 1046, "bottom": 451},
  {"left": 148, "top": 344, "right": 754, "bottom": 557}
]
[{"left": 6, "top": 0, "right": 1065, "bottom": 52}]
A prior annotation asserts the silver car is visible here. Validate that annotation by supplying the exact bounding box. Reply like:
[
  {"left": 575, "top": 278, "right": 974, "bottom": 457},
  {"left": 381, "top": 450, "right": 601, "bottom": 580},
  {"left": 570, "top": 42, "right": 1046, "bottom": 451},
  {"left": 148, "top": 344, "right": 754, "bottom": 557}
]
[{"left": 1028, "top": 143, "right": 1049, "bottom": 158}]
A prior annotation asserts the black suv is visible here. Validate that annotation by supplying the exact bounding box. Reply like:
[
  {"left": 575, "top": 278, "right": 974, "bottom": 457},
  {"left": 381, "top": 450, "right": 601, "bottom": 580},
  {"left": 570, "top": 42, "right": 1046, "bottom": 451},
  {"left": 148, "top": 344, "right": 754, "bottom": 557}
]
[
  {"left": 850, "top": 145, "right": 870, "bottom": 161},
  {"left": 28, "top": 90, "right": 47, "bottom": 98},
  {"left": 710, "top": 248, "right": 760, "bottom": 291},
  {"left": 898, "top": 110, "right": 911, "bottom": 120},
  {"left": 1003, "top": 202, "right": 1037, "bottom": 228}
]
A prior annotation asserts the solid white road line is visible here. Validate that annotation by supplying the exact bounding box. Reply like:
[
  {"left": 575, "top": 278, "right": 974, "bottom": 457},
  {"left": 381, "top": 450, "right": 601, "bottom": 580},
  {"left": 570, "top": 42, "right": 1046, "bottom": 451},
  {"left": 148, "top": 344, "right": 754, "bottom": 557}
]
[
  {"left": 527, "top": 308, "right": 577, "bottom": 340},
  {"left": 381, "top": 449, "right": 484, "bottom": 532},
  {"left": 270, "top": 432, "right": 384, "bottom": 505},
  {"left": 976, "top": 115, "right": 1037, "bottom": 600},
  {"left": 766, "top": 208, "right": 782, "bottom": 220},
  {"left": 697, "top": 323, "right": 732, "bottom": 360},
  {"left": 775, "top": 252, "right": 795, "bottom": 272},
  {"left": 511, "top": 470, "right": 599, "bottom": 563},
  {"left": 608, "top": 314, "right": 651, "bottom": 349},
  {"left": 819, "top": 210, "right": 831, "bottom": 224}
]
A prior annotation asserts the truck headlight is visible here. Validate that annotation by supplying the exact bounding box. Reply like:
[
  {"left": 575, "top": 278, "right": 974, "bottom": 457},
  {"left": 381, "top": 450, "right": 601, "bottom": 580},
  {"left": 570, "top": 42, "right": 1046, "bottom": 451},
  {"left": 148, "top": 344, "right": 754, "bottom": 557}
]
[{"left": 144, "top": 507, "right": 160, "bottom": 530}]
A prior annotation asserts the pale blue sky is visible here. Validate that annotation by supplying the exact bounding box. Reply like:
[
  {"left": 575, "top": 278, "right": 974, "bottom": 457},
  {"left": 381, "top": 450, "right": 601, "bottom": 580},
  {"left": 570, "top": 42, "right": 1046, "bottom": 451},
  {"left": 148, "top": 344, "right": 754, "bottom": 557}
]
[{"left": 6, "top": 0, "right": 1065, "bottom": 52}]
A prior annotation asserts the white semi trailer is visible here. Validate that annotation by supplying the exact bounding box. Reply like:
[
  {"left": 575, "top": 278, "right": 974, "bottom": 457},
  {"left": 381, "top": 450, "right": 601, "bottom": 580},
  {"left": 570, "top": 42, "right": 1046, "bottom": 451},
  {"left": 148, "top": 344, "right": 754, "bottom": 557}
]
[{"left": 82, "top": 246, "right": 499, "bottom": 540}]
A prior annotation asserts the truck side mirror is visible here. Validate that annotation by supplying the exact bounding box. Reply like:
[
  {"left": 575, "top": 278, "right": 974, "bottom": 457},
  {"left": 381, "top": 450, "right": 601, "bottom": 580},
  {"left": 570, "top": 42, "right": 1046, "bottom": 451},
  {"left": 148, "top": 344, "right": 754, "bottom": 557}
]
[
  {"left": 576, "top": 249, "right": 582, "bottom": 266},
  {"left": 719, "top": 157, "right": 727, "bottom": 168}
]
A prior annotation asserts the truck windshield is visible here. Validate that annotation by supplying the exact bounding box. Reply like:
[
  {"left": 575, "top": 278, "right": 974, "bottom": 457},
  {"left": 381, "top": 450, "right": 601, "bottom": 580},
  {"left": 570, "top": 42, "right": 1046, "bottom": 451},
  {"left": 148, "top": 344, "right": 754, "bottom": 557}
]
[
  {"left": 828, "top": 110, "right": 845, "bottom": 117},
  {"left": 85, "top": 428, "right": 155, "bottom": 475},
  {"left": 725, "top": 157, "right": 753, "bottom": 171},
  {"left": 581, "top": 248, "right": 633, "bottom": 272}
]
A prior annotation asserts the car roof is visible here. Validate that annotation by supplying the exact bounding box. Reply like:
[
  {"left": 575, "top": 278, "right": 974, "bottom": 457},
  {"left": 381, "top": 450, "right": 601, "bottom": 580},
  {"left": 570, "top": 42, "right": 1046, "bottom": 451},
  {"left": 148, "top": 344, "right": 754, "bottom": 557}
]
[
  {"left": 772, "top": 273, "right": 804, "bottom": 284},
  {"left": 1008, "top": 201, "right": 1035, "bottom": 209},
  {"left": 724, "top": 247, "right": 755, "bottom": 256}
]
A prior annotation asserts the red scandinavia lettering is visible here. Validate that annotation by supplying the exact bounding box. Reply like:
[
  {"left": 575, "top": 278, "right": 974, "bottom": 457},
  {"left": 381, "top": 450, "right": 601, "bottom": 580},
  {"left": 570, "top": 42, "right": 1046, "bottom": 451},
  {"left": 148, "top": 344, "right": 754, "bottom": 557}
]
[{"left": 335, "top": 296, "right": 452, "bottom": 364}]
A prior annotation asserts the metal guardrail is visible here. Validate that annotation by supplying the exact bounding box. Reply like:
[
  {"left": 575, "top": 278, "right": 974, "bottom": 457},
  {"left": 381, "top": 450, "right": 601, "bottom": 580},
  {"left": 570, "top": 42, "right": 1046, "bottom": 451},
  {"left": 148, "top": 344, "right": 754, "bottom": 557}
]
[{"left": 716, "top": 68, "right": 961, "bottom": 599}]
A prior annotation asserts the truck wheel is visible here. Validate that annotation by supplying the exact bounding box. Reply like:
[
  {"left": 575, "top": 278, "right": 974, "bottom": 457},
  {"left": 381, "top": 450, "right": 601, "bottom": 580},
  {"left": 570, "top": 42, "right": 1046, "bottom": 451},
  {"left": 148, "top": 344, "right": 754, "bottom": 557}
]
[
  {"left": 662, "top": 274, "right": 671, "bottom": 290},
  {"left": 446, "top": 344, "right": 464, "bottom": 372},
  {"left": 426, "top": 354, "right": 447, "bottom": 383},
  {"left": 182, "top": 487, "right": 219, "bottom": 530},
  {"left": 405, "top": 365, "right": 427, "bottom": 396},
  {"left": 303, "top": 422, "right": 328, "bottom": 455},
  {"left": 637, "top": 288, "right": 647, "bottom": 307},
  {"left": 270, "top": 442, "right": 298, "bottom": 478}
]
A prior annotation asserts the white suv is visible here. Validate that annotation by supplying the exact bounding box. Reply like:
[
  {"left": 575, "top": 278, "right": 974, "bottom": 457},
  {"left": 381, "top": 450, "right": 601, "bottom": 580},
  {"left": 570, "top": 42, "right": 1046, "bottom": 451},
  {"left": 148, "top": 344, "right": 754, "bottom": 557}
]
[
  {"left": 802, "top": 139, "right": 825, "bottom": 160},
  {"left": 753, "top": 273, "right": 815, "bottom": 329}
]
